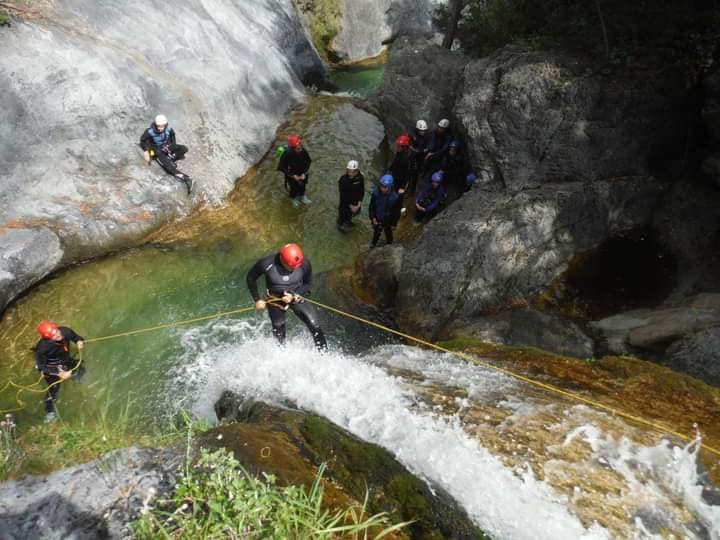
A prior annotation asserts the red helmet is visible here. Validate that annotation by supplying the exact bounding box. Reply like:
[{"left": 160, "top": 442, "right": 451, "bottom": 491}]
[
  {"left": 396, "top": 134, "right": 410, "bottom": 147},
  {"left": 37, "top": 320, "right": 59, "bottom": 340},
  {"left": 288, "top": 135, "right": 302, "bottom": 148},
  {"left": 279, "top": 243, "right": 304, "bottom": 269}
]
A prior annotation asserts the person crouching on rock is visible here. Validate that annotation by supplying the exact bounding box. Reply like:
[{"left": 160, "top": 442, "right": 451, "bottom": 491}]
[
  {"left": 414, "top": 171, "right": 446, "bottom": 223},
  {"left": 369, "top": 174, "right": 402, "bottom": 248},
  {"left": 34, "top": 320, "right": 85, "bottom": 422},
  {"left": 246, "top": 243, "right": 327, "bottom": 351},
  {"left": 337, "top": 160, "right": 365, "bottom": 232},
  {"left": 140, "top": 114, "right": 193, "bottom": 195}
]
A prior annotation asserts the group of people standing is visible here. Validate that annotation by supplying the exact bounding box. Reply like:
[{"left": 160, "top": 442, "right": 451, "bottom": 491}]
[{"left": 30, "top": 114, "right": 476, "bottom": 422}]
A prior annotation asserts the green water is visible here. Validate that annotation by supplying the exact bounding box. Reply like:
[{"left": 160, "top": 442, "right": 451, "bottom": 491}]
[
  {"left": 0, "top": 93, "right": 389, "bottom": 428},
  {"left": 329, "top": 63, "right": 385, "bottom": 97}
]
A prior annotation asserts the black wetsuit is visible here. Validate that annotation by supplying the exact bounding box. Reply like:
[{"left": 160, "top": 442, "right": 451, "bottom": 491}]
[
  {"left": 246, "top": 254, "right": 327, "bottom": 350},
  {"left": 369, "top": 187, "right": 402, "bottom": 247},
  {"left": 278, "top": 148, "right": 312, "bottom": 199},
  {"left": 409, "top": 130, "right": 431, "bottom": 193},
  {"left": 139, "top": 123, "right": 188, "bottom": 177},
  {"left": 34, "top": 327, "right": 84, "bottom": 414},
  {"left": 337, "top": 172, "right": 365, "bottom": 227}
]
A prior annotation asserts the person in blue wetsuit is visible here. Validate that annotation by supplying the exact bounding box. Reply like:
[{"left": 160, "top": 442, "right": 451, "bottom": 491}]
[
  {"left": 140, "top": 114, "right": 193, "bottom": 194},
  {"left": 414, "top": 171, "right": 446, "bottom": 223},
  {"left": 246, "top": 243, "right": 327, "bottom": 350},
  {"left": 369, "top": 174, "right": 402, "bottom": 247}
]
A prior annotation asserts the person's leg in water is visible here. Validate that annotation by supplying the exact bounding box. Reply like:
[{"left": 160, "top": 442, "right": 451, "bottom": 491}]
[
  {"left": 287, "top": 176, "right": 302, "bottom": 207},
  {"left": 267, "top": 305, "right": 288, "bottom": 345},
  {"left": 337, "top": 203, "right": 352, "bottom": 230},
  {"left": 383, "top": 222, "right": 394, "bottom": 245},
  {"left": 43, "top": 373, "right": 61, "bottom": 420},
  {"left": 290, "top": 301, "right": 327, "bottom": 351}
]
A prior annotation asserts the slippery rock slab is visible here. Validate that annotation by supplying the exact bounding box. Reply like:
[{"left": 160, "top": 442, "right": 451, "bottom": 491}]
[
  {"left": 0, "top": 228, "right": 63, "bottom": 310},
  {"left": 394, "top": 177, "right": 666, "bottom": 337},
  {"left": 369, "top": 35, "right": 467, "bottom": 141},
  {"left": 0, "top": 0, "right": 324, "bottom": 310},
  {"left": 456, "top": 47, "right": 689, "bottom": 191},
  {"left": 0, "top": 447, "right": 181, "bottom": 540},
  {"left": 591, "top": 293, "right": 720, "bottom": 355},
  {"left": 451, "top": 308, "right": 594, "bottom": 359}
]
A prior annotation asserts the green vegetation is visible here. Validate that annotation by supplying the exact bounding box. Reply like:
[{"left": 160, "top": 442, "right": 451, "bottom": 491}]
[
  {"left": 296, "top": 0, "right": 344, "bottom": 63},
  {"left": 0, "top": 13, "right": 10, "bottom": 27},
  {"left": 133, "top": 447, "right": 407, "bottom": 539},
  {"left": 436, "top": 0, "right": 720, "bottom": 62}
]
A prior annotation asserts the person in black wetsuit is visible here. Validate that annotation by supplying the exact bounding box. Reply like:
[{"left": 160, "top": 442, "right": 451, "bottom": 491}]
[
  {"left": 278, "top": 135, "right": 313, "bottom": 207},
  {"left": 34, "top": 320, "right": 85, "bottom": 422},
  {"left": 139, "top": 114, "right": 193, "bottom": 194},
  {"left": 246, "top": 243, "right": 327, "bottom": 350},
  {"left": 337, "top": 160, "right": 365, "bottom": 231}
]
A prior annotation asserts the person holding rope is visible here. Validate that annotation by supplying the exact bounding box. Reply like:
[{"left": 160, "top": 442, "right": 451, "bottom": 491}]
[
  {"left": 246, "top": 243, "right": 327, "bottom": 351},
  {"left": 33, "top": 321, "right": 84, "bottom": 422}
]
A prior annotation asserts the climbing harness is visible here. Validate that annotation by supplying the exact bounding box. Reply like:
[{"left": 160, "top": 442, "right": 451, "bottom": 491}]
[{"left": 1, "top": 297, "right": 719, "bottom": 461}]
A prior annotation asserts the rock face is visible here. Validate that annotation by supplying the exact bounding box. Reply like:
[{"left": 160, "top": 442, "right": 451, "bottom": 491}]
[
  {"left": 0, "top": 447, "right": 181, "bottom": 539},
  {"left": 396, "top": 177, "right": 666, "bottom": 338},
  {"left": 369, "top": 35, "right": 467, "bottom": 141},
  {"left": 0, "top": 0, "right": 324, "bottom": 311},
  {"left": 456, "top": 47, "right": 688, "bottom": 191},
  {"left": 665, "top": 327, "right": 720, "bottom": 388},
  {"left": 296, "top": 0, "right": 444, "bottom": 63},
  {"left": 451, "top": 308, "right": 594, "bottom": 359}
]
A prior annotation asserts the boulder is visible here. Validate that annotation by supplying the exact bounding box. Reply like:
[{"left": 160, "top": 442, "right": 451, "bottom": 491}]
[
  {"left": 0, "top": 0, "right": 324, "bottom": 311},
  {"left": 369, "top": 36, "right": 467, "bottom": 142},
  {"left": 394, "top": 177, "right": 666, "bottom": 337},
  {"left": 451, "top": 308, "right": 594, "bottom": 359},
  {"left": 0, "top": 447, "right": 181, "bottom": 539},
  {"left": 665, "top": 327, "right": 720, "bottom": 388},
  {"left": 353, "top": 244, "right": 404, "bottom": 308},
  {"left": 456, "top": 47, "right": 689, "bottom": 191},
  {"left": 591, "top": 293, "right": 720, "bottom": 355},
  {"left": 211, "top": 395, "right": 486, "bottom": 539}
]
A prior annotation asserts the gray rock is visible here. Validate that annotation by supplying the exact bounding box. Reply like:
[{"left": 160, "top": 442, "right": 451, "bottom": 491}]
[
  {"left": 395, "top": 177, "right": 666, "bottom": 337},
  {"left": 0, "top": 228, "right": 63, "bottom": 309},
  {"left": 369, "top": 36, "right": 467, "bottom": 142},
  {"left": 354, "top": 244, "right": 404, "bottom": 308},
  {"left": 451, "top": 308, "right": 594, "bottom": 359},
  {"left": 0, "top": 447, "right": 181, "bottom": 539},
  {"left": 0, "top": 0, "right": 324, "bottom": 311},
  {"left": 456, "top": 47, "right": 688, "bottom": 191},
  {"left": 665, "top": 327, "right": 720, "bottom": 388},
  {"left": 591, "top": 293, "right": 720, "bottom": 355}
]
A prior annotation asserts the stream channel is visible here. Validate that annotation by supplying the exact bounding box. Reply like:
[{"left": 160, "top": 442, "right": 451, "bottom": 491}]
[{"left": 0, "top": 66, "right": 719, "bottom": 539}]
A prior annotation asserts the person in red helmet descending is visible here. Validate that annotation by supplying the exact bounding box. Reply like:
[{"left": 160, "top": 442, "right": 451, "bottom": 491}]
[
  {"left": 246, "top": 244, "right": 327, "bottom": 350},
  {"left": 33, "top": 320, "right": 85, "bottom": 422},
  {"left": 278, "top": 134, "right": 313, "bottom": 208}
]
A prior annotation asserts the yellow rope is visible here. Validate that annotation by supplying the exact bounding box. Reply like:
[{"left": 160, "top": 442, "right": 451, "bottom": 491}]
[{"left": 302, "top": 298, "right": 720, "bottom": 460}]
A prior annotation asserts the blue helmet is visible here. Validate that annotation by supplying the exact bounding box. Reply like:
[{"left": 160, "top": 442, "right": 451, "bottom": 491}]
[
  {"left": 449, "top": 140, "right": 461, "bottom": 149},
  {"left": 379, "top": 174, "right": 394, "bottom": 187},
  {"left": 430, "top": 171, "right": 444, "bottom": 184},
  {"left": 466, "top": 172, "right": 477, "bottom": 186}
]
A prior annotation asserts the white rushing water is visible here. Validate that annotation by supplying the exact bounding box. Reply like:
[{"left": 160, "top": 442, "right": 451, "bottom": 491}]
[{"left": 173, "top": 318, "right": 720, "bottom": 540}]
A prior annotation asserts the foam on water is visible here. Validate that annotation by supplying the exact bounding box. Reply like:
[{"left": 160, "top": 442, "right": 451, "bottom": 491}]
[{"left": 175, "top": 320, "right": 609, "bottom": 539}]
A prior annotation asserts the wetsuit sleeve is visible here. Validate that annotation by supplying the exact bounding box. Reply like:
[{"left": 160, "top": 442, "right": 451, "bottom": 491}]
[
  {"left": 167, "top": 128, "right": 177, "bottom": 146},
  {"left": 302, "top": 150, "right": 312, "bottom": 174},
  {"left": 368, "top": 191, "right": 377, "bottom": 220},
  {"left": 140, "top": 129, "right": 153, "bottom": 151},
  {"left": 297, "top": 259, "right": 312, "bottom": 296},
  {"left": 416, "top": 188, "right": 429, "bottom": 205},
  {"left": 390, "top": 196, "right": 402, "bottom": 226},
  {"left": 60, "top": 327, "right": 84, "bottom": 343},
  {"left": 425, "top": 189, "right": 444, "bottom": 212},
  {"left": 246, "top": 258, "right": 267, "bottom": 302}
]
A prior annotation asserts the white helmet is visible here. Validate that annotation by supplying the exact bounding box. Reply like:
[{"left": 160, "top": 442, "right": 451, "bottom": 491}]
[
  {"left": 416, "top": 119, "right": 428, "bottom": 131},
  {"left": 346, "top": 160, "right": 359, "bottom": 170},
  {"left": 438, "top": 118, "right": 450, "bottom": 128},
  {"left": 155, "top": 114, "right": 168, "bottom": 126}
]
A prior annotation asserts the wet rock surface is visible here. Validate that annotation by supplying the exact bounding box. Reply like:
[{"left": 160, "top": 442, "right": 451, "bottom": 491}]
[
  {"left": 212, "top": 395, "right": 487, "bottom": 539},
  {"left": 0, "top": 0, "right": 324, "bottom": 312},
  {"left": 665, "top": 327, "right": 720, "bottom": 388},
  {"left": 0, "top": 447, "right": 182, "bottom": 539}
]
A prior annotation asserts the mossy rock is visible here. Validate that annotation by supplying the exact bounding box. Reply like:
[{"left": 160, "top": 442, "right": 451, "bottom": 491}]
[
  {"left": 207, "top": 396, "right": 488, "bottom": 539},
  {"left": 294, "top": 0, "right": 344, "bottom": 63}
]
